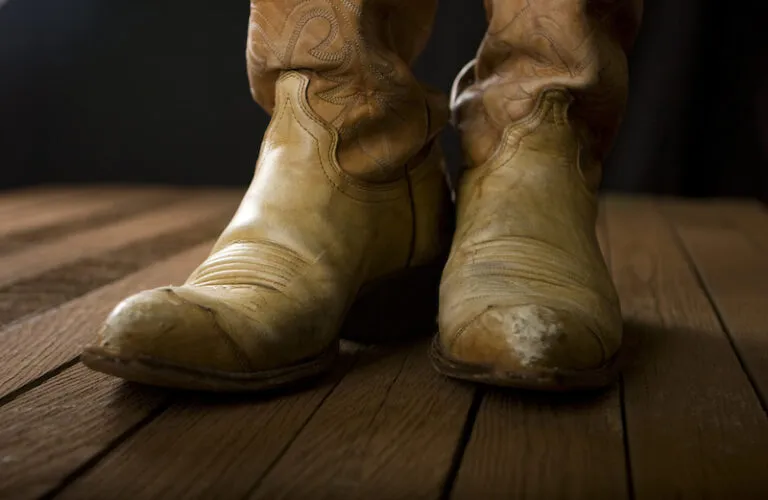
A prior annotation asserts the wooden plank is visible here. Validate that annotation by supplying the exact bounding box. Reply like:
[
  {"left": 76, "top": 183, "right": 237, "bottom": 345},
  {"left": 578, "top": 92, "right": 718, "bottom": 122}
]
[
  {"left": 452, "top": 389, "right": 627, "bottom": 500},
  {"left": 245, "top": 340, "right": 474, "bottom": 500},
  {"left": 0, "top": 186, "right": 87, "bottom": 215},
  {"left": 0, "top": 188, "right": 166, "bottom": 237},
  {"left": 0, "top": 364, "right": 166, "bottom": 500},
  {"left": 0, "top": 186, "right": 162, "bottom": 220},
  {"left": 0, "top": 206, "right": 232, "bottom": 328},
  {"left": 0, "top": 188, "right": 188, "bottom": 253},
  {"left": 448, "top": 204, "right": 628, "bottom": 500},
  {"left": 60, "top": 340, "right": 472, "bottom": 499},
  {"left": 722, "top": 200, "right": 768, "bottom": 251},
  {"left": 657, "top": 198, "right": 768, "bottom": 251},
  {"left": 0, "top": 191, "right": 238, "bottom": 288},
  {"left": 0, "top": 242, "right": 214, "bottom": 400},
  {"left": 604, "top": 196, "right": 768, "bottom": 499},
  {"left": 661, "top": 200, "right": 768, "bottom": 408},
  {"left": 55, "top": 345, "right": 363, "bottom": 500}
]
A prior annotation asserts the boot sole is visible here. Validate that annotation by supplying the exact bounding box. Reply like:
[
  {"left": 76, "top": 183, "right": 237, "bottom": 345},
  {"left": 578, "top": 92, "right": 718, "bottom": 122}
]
[
  {"left": 80, "top": 341, "right": 339, "bottom": 393},
  {"left": 80, "top": 260, "right": 444, "bottom": 392},
  {"left": 429, "top": 335, "right": 626, "bottom": 391}
]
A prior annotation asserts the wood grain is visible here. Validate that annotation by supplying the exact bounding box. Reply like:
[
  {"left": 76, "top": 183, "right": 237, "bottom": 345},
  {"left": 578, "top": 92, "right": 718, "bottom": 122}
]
[
  {"left": 661, "top": 200, "right": 768, "bottom": 408},
  {"left": 0, "top": 191, "right": 237, "bottom": 288},
  {"left": 0, "top": 186, "right": 173, "bottom": 224},
  {"left": 452, "top": 388, "right": 627, "bottom": 500},
  {"left": 663, "top": 198, "right": 768, "bottom": 252},
  {"left": 604, "top": 196, "right": 768, "bottom": 499},
  {"left": 0, "top": 192, "right": 118, "bottom": 237},
  {"left": 0, "top": 186, "right": 89, "bottom": 215},
  {"left": 0, "top": 187, "right": 178, "bottom": 240},
  {"left": 722, "top": 200, "right": 768, "bottom": 251},
  {"left": 0, "top": 242, "right": 214, "bottom": 400},
  {"left": 0, "top": 364, "right": 166, "bottom": 500},
  {"left": 0, "top": 188, "right": 192, "bottom": 255},
  {"left": 56, "top": 345, "right": 362, "bottom": 500},
  {"left": 0, "top": 208, "right": 231, "bottom": 327},
  {"left": 249, "top": 340, "right": 474, "bottom": 500}
]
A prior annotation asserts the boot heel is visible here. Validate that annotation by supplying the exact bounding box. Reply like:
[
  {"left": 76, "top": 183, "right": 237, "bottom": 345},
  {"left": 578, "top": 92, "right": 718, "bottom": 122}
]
[{"left": 340, "top": 260, "right": 445, "bottom": 344}]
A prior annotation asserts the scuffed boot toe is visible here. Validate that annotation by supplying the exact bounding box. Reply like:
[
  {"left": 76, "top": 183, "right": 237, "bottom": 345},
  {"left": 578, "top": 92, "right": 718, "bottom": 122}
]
[
  {"left": 81, "top": 287, "right": 338, "bottom": 391},
  {"left": 90, "top": 287, "right": 253, "bottom": 373},
  {"left": 433, "top": 304, "right": 622, "bottom": 390}
]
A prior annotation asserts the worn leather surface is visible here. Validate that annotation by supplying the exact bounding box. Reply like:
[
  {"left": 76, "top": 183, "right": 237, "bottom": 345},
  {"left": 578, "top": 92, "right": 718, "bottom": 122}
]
[
  {"left": 93, "top": 70, "right": 447, "bottom": 373},
  {"left": 247, "top": 0, "right": 447, "bottom": 183},
  {"left": 454, "top": 0, "right": 643, "bottom": 170},
  {"left": 439, "top": 0, "right": 642, "bottom": 376}
]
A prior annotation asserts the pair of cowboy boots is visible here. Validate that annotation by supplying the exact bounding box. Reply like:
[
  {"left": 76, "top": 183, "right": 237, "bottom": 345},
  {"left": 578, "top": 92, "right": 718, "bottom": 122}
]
[{"left": 81, "top": 0, "right": 643, "bottom": 391}]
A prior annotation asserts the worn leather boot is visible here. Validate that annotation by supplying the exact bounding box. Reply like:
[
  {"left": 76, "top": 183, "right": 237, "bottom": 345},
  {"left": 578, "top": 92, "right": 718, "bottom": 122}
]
[
  {"left": 431, "top": 0, "right": 643, "bottom": 390},
  {"left": 82, "top": 0, "right": 449, "bottom": 391}
]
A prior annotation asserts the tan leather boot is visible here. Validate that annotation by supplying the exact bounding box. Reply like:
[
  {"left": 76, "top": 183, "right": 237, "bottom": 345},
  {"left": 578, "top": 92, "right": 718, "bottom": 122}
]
[
  {"left": 81, "top": 0, "right": 449, "bottom": 391},
  {"left": 431, "top": 0, "right": 643, "bottom": 390}
]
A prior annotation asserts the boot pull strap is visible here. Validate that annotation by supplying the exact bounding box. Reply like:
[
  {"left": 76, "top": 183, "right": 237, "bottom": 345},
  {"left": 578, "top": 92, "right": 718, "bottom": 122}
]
[{"left": 449, "top": 59, "right": 477, "bottom": 126}]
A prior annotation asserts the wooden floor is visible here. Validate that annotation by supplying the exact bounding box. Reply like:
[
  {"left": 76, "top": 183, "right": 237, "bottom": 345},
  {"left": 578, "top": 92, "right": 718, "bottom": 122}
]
[{"left": 0, "top": 186, "right": 767, "bottom": 500}]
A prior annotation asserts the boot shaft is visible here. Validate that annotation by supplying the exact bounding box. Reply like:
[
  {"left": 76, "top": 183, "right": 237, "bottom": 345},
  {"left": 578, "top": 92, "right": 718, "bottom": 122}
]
[
  {"left": 246, "top": 0, "right": 447, "bottom": 182},
  {"left": 454, "top": 0, "right": 644, "bottom": 170}
]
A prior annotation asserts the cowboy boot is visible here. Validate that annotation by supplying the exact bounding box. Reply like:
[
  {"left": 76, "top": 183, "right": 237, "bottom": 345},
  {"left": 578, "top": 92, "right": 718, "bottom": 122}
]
[
  {"left": 81, "top": 0, "right": 449, "bottom": 391},
  {"left": 432, "top": 0, "right": 643, "bottom": 390}
]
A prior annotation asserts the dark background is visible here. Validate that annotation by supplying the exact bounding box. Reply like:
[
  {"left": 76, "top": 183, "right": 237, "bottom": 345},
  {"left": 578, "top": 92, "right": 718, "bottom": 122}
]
[{"left": 1, "top": 0, "right": 767, "bottom": 200}]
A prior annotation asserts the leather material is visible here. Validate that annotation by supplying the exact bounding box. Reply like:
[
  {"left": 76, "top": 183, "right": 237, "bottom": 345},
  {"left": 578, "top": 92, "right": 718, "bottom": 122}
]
[
  {"left": 246, "top": 0, "right": 447, "bottom": 183},
  {"left": 92, "top": 71, "right": 448, "bottom": 374},
  {"left": 438, "top": 0, "right": 642, "bottom": 378},
  {"left": 453, "top": 0, "right": 643, "bottom": 170}
]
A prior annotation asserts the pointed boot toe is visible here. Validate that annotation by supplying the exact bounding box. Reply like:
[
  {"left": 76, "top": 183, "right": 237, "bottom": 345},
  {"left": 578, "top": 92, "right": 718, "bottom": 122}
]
[
  {"left": 81, "top": 286, "right": 338, "bottom": 392},
  {"left": 433, "top": 303, "right": 622, "bottom": 390},
  {"left": 88, "top": 288, "right": 254, "bottom": 372}
]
